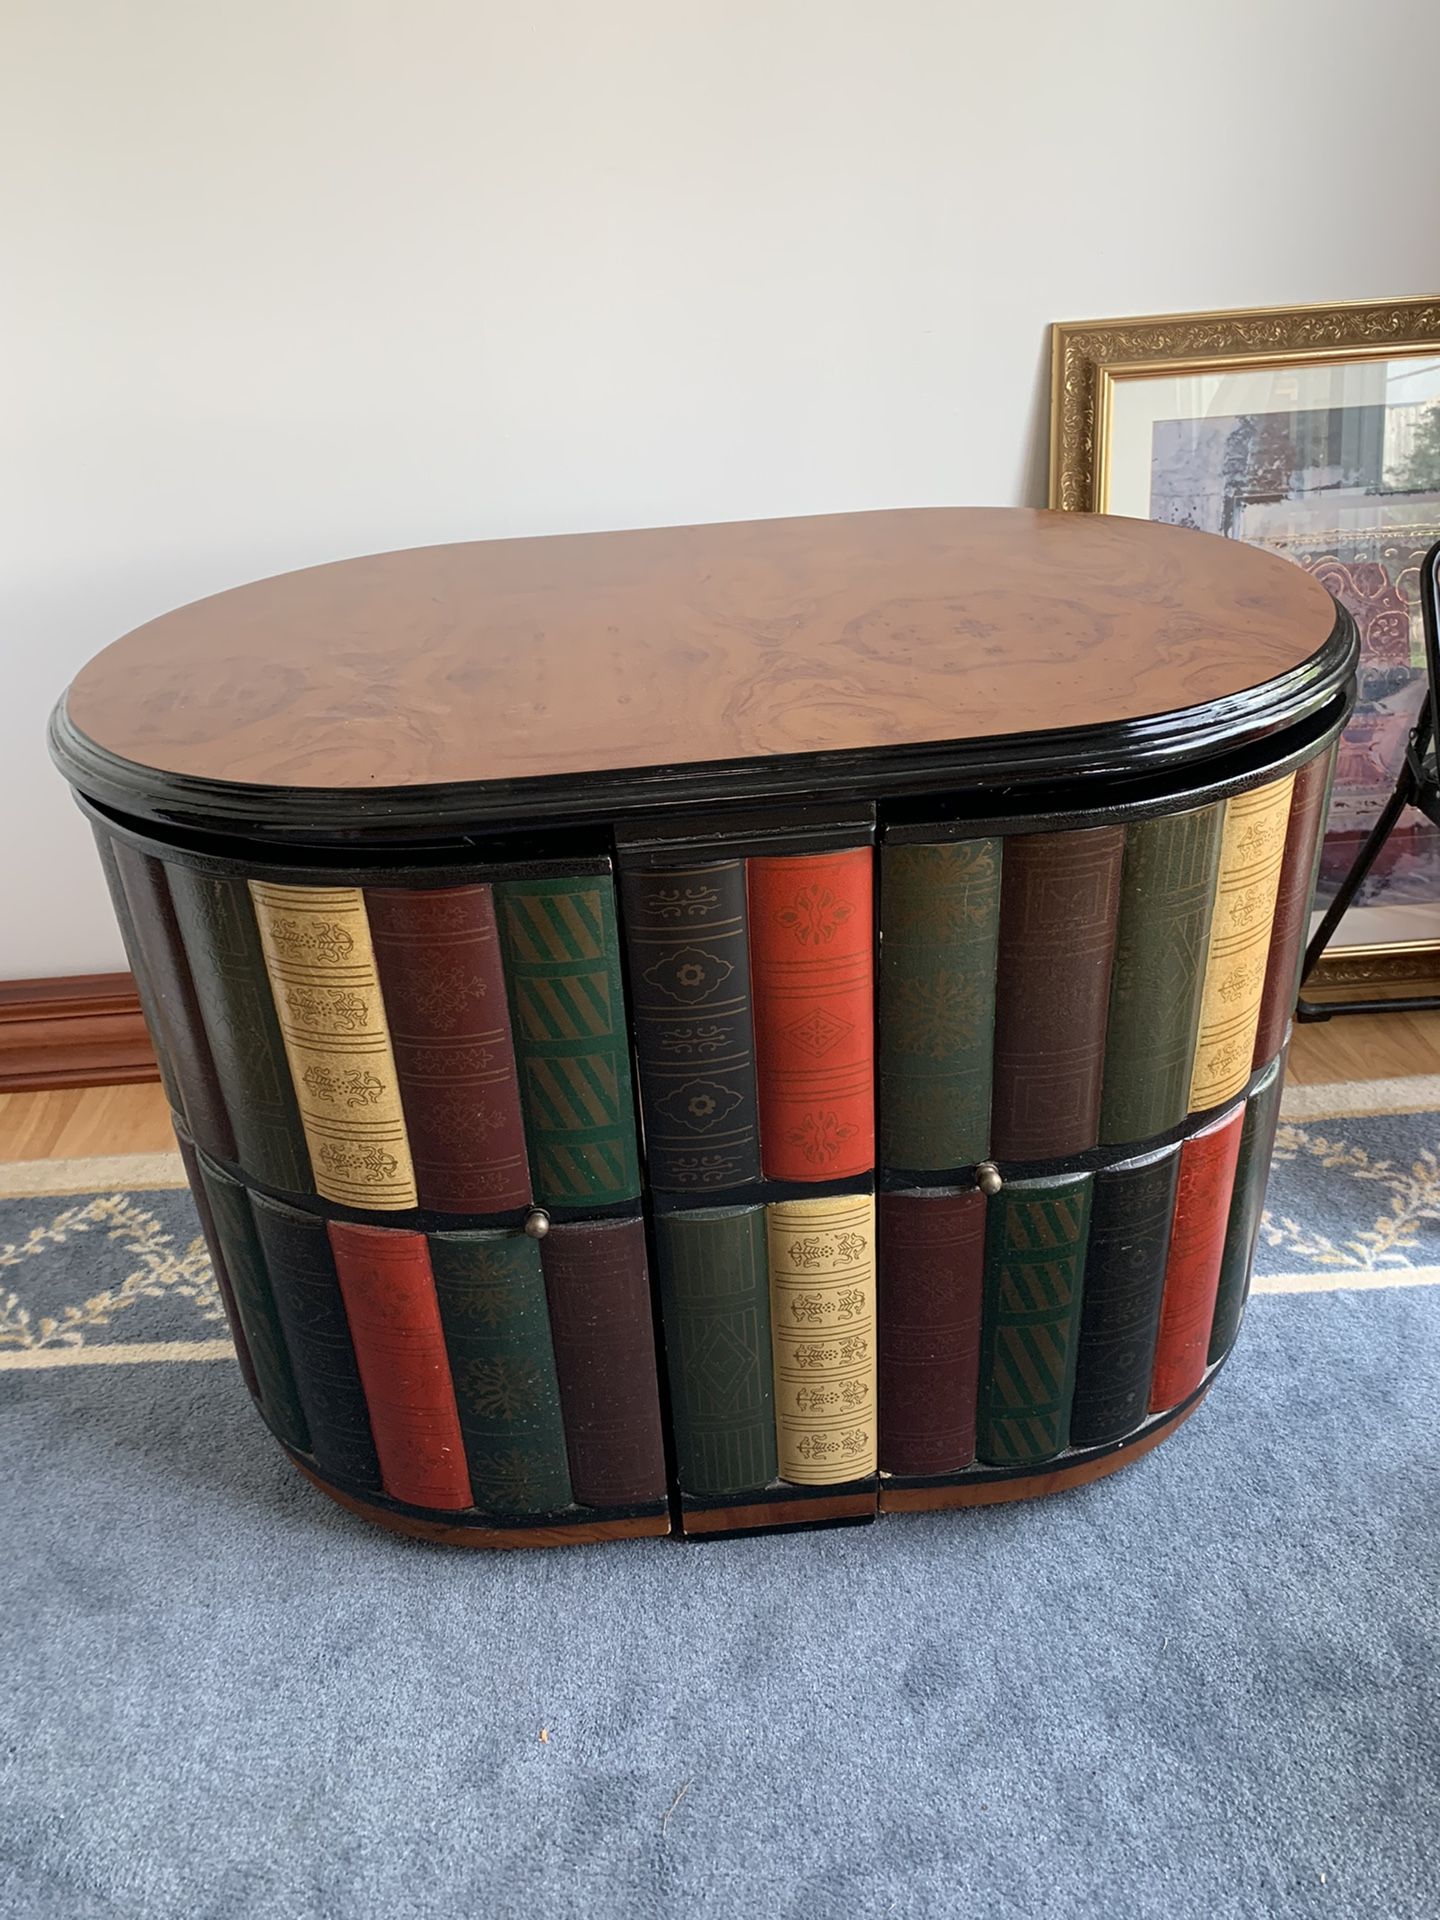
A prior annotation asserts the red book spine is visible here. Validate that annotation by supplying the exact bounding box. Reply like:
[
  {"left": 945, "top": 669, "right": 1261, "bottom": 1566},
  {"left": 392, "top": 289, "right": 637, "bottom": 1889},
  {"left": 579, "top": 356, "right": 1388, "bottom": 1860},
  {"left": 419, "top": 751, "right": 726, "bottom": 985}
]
[
  {"left": 878, "top": 1188, "right": 985, "bottom": 1476},
  {"left": 326, "top": 1220, "right": 473, "bottom": 1510},
  {"left": 749, "top": 848, "right": 874, "bottom": 1181},
  {"left": 365, "top": 885, "right": 532, "bottom": 1214},
  {"left": 1150, "top": 1103, "right": 1246, "bottom": 1412}
]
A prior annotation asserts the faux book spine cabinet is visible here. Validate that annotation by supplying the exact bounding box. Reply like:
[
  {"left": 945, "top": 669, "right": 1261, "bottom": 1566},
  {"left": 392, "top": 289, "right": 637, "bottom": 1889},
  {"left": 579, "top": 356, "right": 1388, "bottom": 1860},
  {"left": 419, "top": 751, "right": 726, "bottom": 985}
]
[{"left": 51, "top": 508, "right": 1355, "bottom": 1548}]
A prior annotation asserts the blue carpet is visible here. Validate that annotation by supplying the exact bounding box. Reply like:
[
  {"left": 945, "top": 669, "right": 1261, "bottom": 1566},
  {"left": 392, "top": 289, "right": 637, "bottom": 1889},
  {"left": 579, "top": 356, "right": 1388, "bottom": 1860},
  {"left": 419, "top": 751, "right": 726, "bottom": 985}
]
[{"left": 2, "top": 1109, "right": 1438, "bottom": 1918}]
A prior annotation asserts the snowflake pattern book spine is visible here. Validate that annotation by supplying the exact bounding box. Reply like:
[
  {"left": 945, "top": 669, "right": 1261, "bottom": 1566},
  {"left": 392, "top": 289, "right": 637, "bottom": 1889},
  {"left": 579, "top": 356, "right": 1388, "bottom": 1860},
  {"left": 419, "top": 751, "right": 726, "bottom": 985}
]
[
  {"left": 990, "top": 827, "right": 1126, "bottom": 1162},
  {"left": 428, "top": 1228, "right": 573, "bottom": 1519},
  {"left": 878, "top": 840, "right": 1001, "bottom": 1172},
  {"left": 748, "top": 849, "right": 875, "bottom": 1183},
  {"left": 1150, "top": 1102, "right": 1246, "bottom": 1413},
  {"left": 539, "top": 1217, "right": 668, "bottom": 1508},
  {"left": 619, "top": 861, "right": 761, "bottom": 1192},
  {"left": 248, "top": 882, "right": 418, "bottom": 1211},
  {"left": 326, "top": 1220, "right": 473, "bottom": 1511},
  {"left": 766, "top": 1193, "right": 877, "bottom": 1485},
  {"left": 1099, "top": 805, "right": 1225, "bottom": 1145},
  {"left": 652, "top": 1205, "right": 776, "bottom": 1497},
  {"left": 366, "top": 885, "right": 532, "bottom": 1214},
  {"left": 975, "top": 1172, "right": 1092, "bottom": 1468},
  {"left": 877, "top": 1188, "right": 985, "bottom": 1477}
]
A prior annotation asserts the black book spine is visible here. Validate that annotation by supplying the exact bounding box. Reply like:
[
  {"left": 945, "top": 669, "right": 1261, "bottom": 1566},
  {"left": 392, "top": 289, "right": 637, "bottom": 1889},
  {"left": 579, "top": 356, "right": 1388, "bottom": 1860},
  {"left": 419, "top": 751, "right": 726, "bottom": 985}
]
[
  {"left": 248, "top": 1191, "right": 382, "bottom": 1489},
  {"left": 193, "top": 1153, "right": 309, "bottom": 1454},
  {"left": 1069, "top": 1144, "right": 1181, "bottom": 1448},
  {"left": 110, "top": 838, "right": 238, "bottom": 1161},
  {"left": 90, "top": 828, "right": 185, "bottom": 1118},
  {"left": 619, "top": 860, "right": 761, "bottom": 1192}
]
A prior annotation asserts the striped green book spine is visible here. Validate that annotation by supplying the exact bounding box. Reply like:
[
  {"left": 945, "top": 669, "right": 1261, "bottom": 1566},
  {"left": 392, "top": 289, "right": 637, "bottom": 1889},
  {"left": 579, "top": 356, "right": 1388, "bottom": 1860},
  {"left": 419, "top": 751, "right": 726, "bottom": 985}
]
[
  {"left": 495, "top": 874, "right": 641, "bottom": 1208},
  {"left": 428, "top": 1230, "right": 574, "bottom": 1518},
  {"left": 976, "top": 1172, "right": 1092, "bottom": 1467},
  {"left": 653, "top": 1205, "right": 777, "bottom": 1497},
  {"left": 193, "top": 1153, "right": 309, "bottom": 1453},
  {"left": 1099, "top": 804, "right": 1224, "bottom": 1144},
  {"left": 878, "top": 838, "right": 1001, "bottom": 1169}
]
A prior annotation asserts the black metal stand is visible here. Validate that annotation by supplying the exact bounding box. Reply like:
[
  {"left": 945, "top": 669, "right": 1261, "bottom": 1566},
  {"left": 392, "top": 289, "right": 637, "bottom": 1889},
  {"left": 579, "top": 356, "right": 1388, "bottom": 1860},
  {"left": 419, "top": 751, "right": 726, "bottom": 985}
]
[{"left": 1296, "top": 690, "right": 1440, "bottom": 1022}]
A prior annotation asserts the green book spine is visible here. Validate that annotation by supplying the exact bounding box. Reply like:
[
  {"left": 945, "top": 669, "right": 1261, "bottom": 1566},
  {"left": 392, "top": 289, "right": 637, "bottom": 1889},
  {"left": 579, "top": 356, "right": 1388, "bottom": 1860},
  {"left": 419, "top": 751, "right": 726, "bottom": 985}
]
[
  {"left": 654, "top": 1205, "right": 777, "bottom": 1497},
  {"left": 879, "top": 839, "right": 1001, "bottom": 1169},
  {"left": 495, "top": 874, "right": 641, "bottom": 1208},
  {"left": 1099, "top": 803, "right": 1224, "bottom": 1143},
  {"left": 976, "top": 1172, "right": 1092, "bottom": 1467},
  {"left": 166, "top": 866, "right": 312, "bottom": 1194},
  {"left": 427, "top": 1230, "right": 574, "bottom": 1519},
  {"left": 1208, "top": 1057, "right": 1284, "bottom": 1365},
  {"left": 193, "top": 1153, "right": 309, "bottom": 1453}
]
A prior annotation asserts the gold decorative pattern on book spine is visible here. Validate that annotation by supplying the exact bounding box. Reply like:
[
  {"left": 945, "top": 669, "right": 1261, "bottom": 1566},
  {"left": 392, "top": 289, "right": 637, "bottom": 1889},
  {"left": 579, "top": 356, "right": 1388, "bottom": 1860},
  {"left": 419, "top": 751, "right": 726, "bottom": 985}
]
[
  {"left": 1187, "top": 775, "right": 1295, "bottom": 1112},
  {"left": 248, "top": 883, "right": 418, "bottom": 1209},
  {"left": 766, "top": 1192, "right": 876, "bottom": 1485}
]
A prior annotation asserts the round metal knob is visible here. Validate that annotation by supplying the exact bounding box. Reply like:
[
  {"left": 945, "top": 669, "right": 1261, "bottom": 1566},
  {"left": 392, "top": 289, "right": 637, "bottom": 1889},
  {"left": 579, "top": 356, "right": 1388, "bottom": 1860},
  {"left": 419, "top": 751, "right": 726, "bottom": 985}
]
[
  {"left": 523, "top": 1208, "right": 551, "bottom": 1240},
  {"left": 976, "top": 1162, "right": 1003, "bottom": 1196}
]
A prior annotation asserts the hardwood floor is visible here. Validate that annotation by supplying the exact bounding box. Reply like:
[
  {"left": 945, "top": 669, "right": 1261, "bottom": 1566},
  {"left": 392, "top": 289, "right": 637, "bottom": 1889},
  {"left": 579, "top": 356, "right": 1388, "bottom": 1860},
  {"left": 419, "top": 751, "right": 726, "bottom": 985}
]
[
  {"left": 1, "top": 1008, "right": 1438, "bottom": 1162},
  {"left": 0, "top": 1082, "right": 177, "bottom": 1160},
  {"left": 1287, "top": 1005, "right": 1440, "bottom": 1086}
]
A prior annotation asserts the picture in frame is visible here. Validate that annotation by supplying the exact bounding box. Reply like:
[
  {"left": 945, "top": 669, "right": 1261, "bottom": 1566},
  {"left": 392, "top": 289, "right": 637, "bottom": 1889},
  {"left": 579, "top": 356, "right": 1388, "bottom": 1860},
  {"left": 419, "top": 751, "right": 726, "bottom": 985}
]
[{"left": 1050, "top": 296, "right": 1440, "bottom": 1000}]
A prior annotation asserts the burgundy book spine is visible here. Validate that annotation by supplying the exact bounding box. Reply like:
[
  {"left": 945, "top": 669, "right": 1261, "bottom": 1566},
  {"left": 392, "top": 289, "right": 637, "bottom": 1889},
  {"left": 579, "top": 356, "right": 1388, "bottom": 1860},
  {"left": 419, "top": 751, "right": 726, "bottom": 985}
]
[
  {"left": 1150, "top": 1103, "right": 1246, "bottom": 1413},
  {"left": 366, "top": 886, "right": 532, "bottom": 1213},
  {"left": 990, "top": 826, "right": 1125, "bottom": 1160},
  {"left": 878, "top": 1189, "right": 985, "bottom": 1476},
  {"left": 541, "top": 1217, "right": 668, "bottom": 1508},
  {"left": 1251, "top": 749, "right": 1334, "bottom": 1066},
  {"left": 326, "top": 1220, "right": 474, "bottom": 1511},
  {"left": 174, "top": 1125, "right": 260, "bottom": 1404}
]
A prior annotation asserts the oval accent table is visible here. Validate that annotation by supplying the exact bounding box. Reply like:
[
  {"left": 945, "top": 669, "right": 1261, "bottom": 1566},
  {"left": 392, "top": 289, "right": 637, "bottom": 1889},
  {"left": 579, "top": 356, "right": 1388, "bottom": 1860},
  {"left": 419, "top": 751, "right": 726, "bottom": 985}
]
[{"left": 50, "top": 508, "right": 1356, "bottom": 1547}]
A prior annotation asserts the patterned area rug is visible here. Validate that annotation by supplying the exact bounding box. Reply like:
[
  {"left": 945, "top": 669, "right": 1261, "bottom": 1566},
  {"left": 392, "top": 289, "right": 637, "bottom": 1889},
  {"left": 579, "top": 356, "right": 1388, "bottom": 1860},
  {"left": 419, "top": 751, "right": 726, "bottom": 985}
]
[{"left": 2, "top": 1079, "right": 1437, "bottom": 1919}]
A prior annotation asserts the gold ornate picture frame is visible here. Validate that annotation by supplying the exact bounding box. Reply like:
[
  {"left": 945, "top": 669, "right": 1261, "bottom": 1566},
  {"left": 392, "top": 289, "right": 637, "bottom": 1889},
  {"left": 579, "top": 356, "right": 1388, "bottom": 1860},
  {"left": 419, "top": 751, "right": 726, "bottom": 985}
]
[{"left": 1050, "top": 296, "right": 1440, "bottom": 999}]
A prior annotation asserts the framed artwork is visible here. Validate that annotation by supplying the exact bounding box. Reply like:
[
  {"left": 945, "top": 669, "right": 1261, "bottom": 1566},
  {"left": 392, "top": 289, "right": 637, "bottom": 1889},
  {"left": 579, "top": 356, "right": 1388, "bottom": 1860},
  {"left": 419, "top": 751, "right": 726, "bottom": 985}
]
[{"left": 1050, "top": 295, "right": 1440, "bottom": 999}]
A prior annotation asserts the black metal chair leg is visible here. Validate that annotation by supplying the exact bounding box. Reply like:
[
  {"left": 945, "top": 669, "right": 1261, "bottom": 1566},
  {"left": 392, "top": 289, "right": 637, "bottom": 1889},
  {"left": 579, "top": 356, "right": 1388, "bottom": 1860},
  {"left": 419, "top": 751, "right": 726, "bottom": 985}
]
[{"left": 1296, "top": 687, "right": 1437, "bottom": 1022}]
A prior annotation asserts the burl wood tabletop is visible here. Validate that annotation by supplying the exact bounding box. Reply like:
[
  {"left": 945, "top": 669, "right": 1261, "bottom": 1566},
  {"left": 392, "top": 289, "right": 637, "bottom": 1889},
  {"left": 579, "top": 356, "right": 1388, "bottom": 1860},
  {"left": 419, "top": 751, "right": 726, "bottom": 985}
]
[{"left": 64, "top": 508, "right": 1338, "bottom": 792}]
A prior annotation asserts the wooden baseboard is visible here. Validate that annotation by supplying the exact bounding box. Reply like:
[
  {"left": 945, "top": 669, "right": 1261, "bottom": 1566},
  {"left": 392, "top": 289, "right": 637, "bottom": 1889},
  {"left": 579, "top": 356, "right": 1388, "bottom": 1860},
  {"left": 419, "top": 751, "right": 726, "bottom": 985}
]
[{"left": 0, "top": 973, "right": 159, "bottom": 1092}]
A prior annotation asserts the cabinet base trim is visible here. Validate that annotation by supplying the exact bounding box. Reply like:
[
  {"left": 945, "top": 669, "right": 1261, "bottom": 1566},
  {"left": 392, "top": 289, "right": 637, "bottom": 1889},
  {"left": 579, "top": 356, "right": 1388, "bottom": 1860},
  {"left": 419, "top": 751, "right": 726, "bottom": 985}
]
[
  {"left": 879, "top": 1388, "right": 1207, "bottom": 1512},
  {"left": 289, "top": 1457, "right": 672, "bottom": 1549}
]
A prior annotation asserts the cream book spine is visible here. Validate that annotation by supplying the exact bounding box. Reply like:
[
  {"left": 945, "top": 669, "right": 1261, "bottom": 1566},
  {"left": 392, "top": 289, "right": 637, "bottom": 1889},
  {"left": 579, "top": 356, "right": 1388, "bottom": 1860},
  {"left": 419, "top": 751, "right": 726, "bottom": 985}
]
[
  {"left": 766, "top": 1192, "right": 877, "bottom": 1485},
  {"left": 249, "top": 882, "right": 418, "bottom": 1210}
]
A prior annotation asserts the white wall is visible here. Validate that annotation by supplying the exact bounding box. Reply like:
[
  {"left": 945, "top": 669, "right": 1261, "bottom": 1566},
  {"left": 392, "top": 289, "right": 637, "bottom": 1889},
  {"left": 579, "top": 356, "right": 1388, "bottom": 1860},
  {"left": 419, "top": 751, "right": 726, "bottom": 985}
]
[{"left": 5, "top": 0, "right": 1439, "bottom": 975}]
